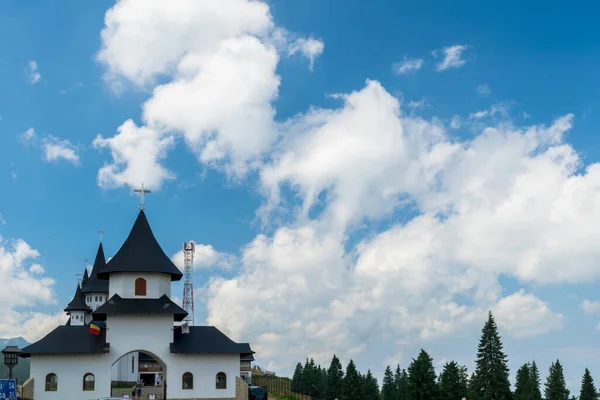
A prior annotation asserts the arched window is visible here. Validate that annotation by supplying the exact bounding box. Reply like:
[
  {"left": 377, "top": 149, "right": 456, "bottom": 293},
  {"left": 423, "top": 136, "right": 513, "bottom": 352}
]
[
  {"left": 182, "top": 372, "right": 193, "bottom": 390},
  {"left": 45, "top": 373, "right": 57, "bottom": 391},
  {"left": 135, "top": 278, "right": 147, "bottom": 296},
  {"left": 83, "top": 373, "right": 95, "bottom": 391},
  {"left": 216, "top": 372, "right": 227, "bottom": 389}
]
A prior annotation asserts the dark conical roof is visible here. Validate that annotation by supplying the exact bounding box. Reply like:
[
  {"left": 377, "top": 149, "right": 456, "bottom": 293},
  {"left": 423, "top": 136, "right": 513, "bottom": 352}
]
[
  {"left": 81, "top": 268, "right": 89, "bottom": 288},
  {"left": 64, "top": 283, "right": 92, "bottom": 313},
  {"left": 97, "top": 210, "right": 183, "bottom": 281},
  {"left": 81, "top": 243, "right": 109, "bottom": 294}
]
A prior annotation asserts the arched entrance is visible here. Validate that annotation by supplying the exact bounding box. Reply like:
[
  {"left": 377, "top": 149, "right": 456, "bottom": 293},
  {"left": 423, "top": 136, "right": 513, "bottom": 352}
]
[{"left": 110, "top": 350, "right": 167, "bottom": 399}]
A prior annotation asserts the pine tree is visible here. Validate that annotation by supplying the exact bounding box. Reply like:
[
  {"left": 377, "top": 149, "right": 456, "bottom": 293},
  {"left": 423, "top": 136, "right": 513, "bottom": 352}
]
[
  {"left": 439, "top": 361, "right": 468, "bottom": 400},
  {"left": 382, "top": 365, "right": 396, "bottom": 400},
  {"left": 361, "top": 369, "right": 379, "bottom": 400},
  {"left": 292, "top": 362, "right": 303, "bottom": 393},
  {"left": 394, "top": 364, "right": 408, "bottom": 400},
  {"left": 579, "top": 368, "right": 598, "bottom": 400},
  {"left": 514, "top": 363, "right": 532, "bottom": 400},
  {"left": 341, "top": 359, "right": 362, "bottom": 400},
  {"left": 468, "top": 372, "right": 477, "bottom": 400},
  {"left": 407, "top": 349, "right": 438, "bottom": 400},
  {"left": 529, "top": 361, "right": 543, "bottom": 400},
  {"left": 472, "top": 311, "right": 512, "bottom": 400},
  {"left": 325, "top": 355, "right": 344, "bottom": 400},
  {"left": 545, "top": 360, "right": 570, "bottom": 400}
]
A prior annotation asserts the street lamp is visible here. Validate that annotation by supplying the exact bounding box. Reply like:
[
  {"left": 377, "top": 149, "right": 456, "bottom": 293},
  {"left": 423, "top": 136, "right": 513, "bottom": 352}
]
[{"left": 2, "top": 346, "right": 21, "bottom": 380}]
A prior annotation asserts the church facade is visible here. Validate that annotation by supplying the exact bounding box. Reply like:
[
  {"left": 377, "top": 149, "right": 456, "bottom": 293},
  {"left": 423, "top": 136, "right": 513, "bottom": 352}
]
[{"left": 20, "top": 209, "right": 254, "bottom": 400}]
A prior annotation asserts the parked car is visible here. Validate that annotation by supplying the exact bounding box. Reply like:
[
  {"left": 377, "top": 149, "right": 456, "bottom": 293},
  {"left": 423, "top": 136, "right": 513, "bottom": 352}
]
[{"left": 249, "top": 384, "right": 268, "bottom": 400}]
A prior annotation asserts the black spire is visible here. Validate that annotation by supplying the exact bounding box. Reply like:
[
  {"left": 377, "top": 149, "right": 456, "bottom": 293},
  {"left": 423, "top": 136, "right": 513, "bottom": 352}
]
[
  {"left": 81, "top": 243, "right": 109, "bottom": 294},
  {"left": 64, "top": 283, "right": 92, "bottom": 313},
  {"left": 81, "top": 268, "right": 89, "bottom": 288},
  {"left": 98, "top": 210, "right": 183, "bottom": 281}
]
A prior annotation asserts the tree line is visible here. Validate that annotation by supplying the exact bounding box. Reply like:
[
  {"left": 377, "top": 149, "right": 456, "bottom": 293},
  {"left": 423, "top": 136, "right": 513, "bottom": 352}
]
[{"left": 289, "top": 312, "right": 598, "bottom": 400}]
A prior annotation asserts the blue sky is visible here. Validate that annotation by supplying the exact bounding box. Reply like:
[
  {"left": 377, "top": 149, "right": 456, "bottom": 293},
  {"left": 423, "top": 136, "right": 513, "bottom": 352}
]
[{"left": 1, "top": 0, "right": 600, "bottom": 393}]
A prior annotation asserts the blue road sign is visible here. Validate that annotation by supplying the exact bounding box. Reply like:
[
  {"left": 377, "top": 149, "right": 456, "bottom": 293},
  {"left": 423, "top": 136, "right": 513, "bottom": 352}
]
[{"left": 0, "top": 379, "right": 17, "bottom": 399}]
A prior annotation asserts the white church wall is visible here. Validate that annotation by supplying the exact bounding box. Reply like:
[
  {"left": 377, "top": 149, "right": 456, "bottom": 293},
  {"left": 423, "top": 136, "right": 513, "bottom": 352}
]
[
  {"left": 111, "top": 351, "right": 139, "bottom": 382},
  {"left": 168, "top": 353, "right": 240, "bottom": 399},
  {"left": 85, "top": 292, "right": 108, "bottom": 311},
  {"left": 109, "top": 272, "right": 171, "bottom": 299},
  {"left": 30, "top": 354, "right": 111, "bottom": 400},
  {"left": 106, "top": 315, "right": 173, "bottom": 367}
]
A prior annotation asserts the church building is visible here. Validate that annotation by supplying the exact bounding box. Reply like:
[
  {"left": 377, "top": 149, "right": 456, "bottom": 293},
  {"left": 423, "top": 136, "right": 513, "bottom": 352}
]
[{"left": 19, "top": 208, "right": 254, "bottom": 400}]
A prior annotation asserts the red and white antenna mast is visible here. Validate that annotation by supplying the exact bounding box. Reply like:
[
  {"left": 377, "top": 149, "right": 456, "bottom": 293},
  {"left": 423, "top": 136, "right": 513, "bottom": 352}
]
[{"left": 182, "top": 241, "right": 195, "bottom": 326}]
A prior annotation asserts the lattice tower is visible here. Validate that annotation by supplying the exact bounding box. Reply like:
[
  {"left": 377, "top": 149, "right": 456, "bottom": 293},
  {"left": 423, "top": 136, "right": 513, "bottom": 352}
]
[{"left": 182, "top": 241, "right": 195, "bottom": 326}]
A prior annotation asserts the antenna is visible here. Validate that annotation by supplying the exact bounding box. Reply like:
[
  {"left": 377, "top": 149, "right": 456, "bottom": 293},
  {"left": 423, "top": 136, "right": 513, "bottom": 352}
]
[
  {"left": 133, "top": 183, "right": 151, "bottom": 210},
  {"left": 182, "top": 241, "right": 195, "bottom": 327}
]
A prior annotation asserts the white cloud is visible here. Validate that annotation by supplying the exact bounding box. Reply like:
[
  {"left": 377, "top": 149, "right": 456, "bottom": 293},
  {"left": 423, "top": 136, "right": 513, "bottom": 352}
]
[
  {"left": 208, "top": 79, "right": 583, "bottom": 375},
  {"left": 450, "top": 115, "right": 462, "bottom": 129},
  {"left": 581, "top": 299, "right": 600, "bottom": 314},
  {"left": 93, "top": 120, "right": 175, "bottom": 190},
  {"left": 0, "top": 236, "right": 60, "bottom": 340},
  {"left": 476, "top": 84, "right": 491, "bottom": 96},
  {"left": 95, "top": 0, "right": 594, "bottom": 379},
  {"left": 288, "top": 37, "right": 324, "bottom": 71},
  {"left": 0, "top": 214, "right": 5, "bottom": 226},
  {"left": 41, "top": 136, "right": 80, "bottom": 165},
  {"left": 435, "top": 45, "right": 468, "bottom": 71},
  {"left": 26, "top": 60, "right": 41, "bottom": 84},
  {"left": 20, "top": 128, "right": 35, "bottom": 143},
  {"left": 18, "top": 128, "right": 80, "bottom": 165},
  {"left": 171, "top": 242, "right": 237, "bottom": 270},
  {"left": 493, "top": 289, "right": 564, "bottom": 338},
  {"left": 393, "top": 57, "right": 424, "bottom": 75}
]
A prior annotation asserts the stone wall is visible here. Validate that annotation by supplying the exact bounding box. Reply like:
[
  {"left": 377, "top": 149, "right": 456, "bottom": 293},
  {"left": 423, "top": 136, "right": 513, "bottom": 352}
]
[
  {"left": 236, "top": 376, "right": 249, "bottom": 400},
  {"left": 20, "top": 377, "right": 34, "bottom": 400}
]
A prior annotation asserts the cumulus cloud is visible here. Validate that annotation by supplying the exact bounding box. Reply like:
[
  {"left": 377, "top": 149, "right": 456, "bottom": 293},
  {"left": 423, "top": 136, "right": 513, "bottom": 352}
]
[
  {"left": 288, "top": 37, "right": 324, "bottom": 71},
  {"left": 18, "top": 128, "right": 80, "bottom": 165},
  {"left": 41, "top": 136, "right": 80, "bottom": 165},
  {"left": 581, "top": 299, "right": 600, "bottom": 314},
  {"left": 93, "top": 120, "right": 175, "bottom": 190},
  {"left": 393, "top": 57, "right": 424, "bottom": 75},
  {"left": 493, "top": 290, "right": 564, "bottom": 338},
  {"left": 0, "top": 236, "right": 60, "bottom": 340},
  {"left": 95, "top": 0, "right": 590, "bottom": 378},
  {"left": 435, "top": 45, "right": 468, "bottom": 71},
  {"left": 476, "top": 84, "right": 491, "bottom": 96},
  {"left": 26, "top": 60, "right": 41, "bottom": 84},
  {"left": 171, "top": 242, "right": 237, "bottom": 270}
]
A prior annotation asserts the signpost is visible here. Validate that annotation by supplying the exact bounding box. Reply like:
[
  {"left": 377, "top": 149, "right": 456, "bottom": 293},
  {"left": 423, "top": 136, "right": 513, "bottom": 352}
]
[{"left": 0, "top": 379, "right": 17, "bottom": 399}]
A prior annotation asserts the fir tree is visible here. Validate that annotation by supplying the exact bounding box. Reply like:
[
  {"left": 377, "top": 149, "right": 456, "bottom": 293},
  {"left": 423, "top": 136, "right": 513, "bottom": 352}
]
[
  {"left": 382, "top": 365, "right": 396, "bottom": 400},
  {"left": 529, "top": 361, "right": 543, "bottom": 400},
  {"left": 472, "top": 311, "right": 512, "bottom": 400},
  {"left": 545, "top": 360, "right": 570, "bottom": 400},
  {"left": 579, "top": 368, "right": 598, "bottom": 400},
  {"left": 325, "top": 355, "right": 344, "bottom": 400},
  {"left": 361, "top": 369, "right": 379, "bottom": 400},
  {"left": 292, "top": 362, "right": 303, "bottom": 393},
  {"left": 514, "top": 363, "right": 532, "bottom": 400},
  {"left": 439, "top": 361, "right": 468, "bottom": 400},
  {"left": 407, "top": 349, "right": 438, "bottom": 400},
  {"left": 341, "top": 359, "right": 362, "bottom": 400},
  {"left": 468, "top": 372, "right": 478, "bottom": 400},
  {"left": 394, "top": 364, "right": 408, "bottom": 400}
]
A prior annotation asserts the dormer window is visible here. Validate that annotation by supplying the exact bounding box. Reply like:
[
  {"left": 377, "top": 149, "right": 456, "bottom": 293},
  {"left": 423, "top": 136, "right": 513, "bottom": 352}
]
[{"left": 135, "top": 278, "right": 147, "bottom": 296}]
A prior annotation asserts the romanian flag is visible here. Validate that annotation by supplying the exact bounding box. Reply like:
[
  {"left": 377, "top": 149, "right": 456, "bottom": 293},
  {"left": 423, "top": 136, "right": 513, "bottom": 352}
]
[{"left": 89, "top": 322, "right": 101, "bottom": 336}]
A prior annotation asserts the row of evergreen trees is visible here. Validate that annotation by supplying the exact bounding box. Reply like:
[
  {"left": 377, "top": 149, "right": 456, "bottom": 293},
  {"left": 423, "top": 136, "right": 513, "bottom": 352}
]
[{"left": 289, "top": 312, "right": 599, "bottom": 400}]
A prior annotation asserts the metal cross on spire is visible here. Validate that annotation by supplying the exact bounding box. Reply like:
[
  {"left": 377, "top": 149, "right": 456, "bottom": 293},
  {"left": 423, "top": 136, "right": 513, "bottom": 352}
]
[
  {"left": 133, "top": 183, "right": 152, "bottom": 210},
  {"left": 98, "top": 229, "right": 104, "bottom": 243}
]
